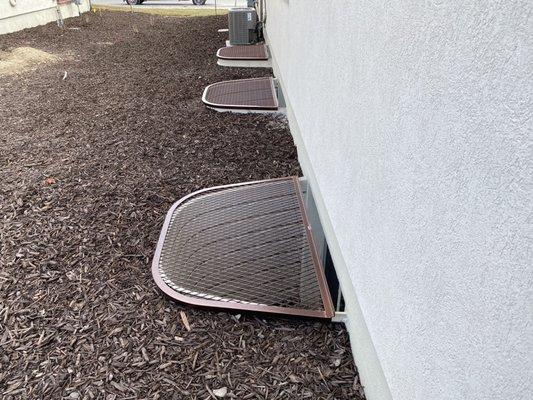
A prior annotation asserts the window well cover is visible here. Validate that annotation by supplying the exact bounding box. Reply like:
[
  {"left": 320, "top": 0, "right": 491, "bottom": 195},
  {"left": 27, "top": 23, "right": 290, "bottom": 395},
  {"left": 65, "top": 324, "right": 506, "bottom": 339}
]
[
  {"left": 217, "top": 44, "right": 269, "bottom": 60},
  {"left": 202, "top": 77, "right": 278, "bottom": 110},
  {"left": 152, "top": 177, "right": 334, "bottom": 318}
]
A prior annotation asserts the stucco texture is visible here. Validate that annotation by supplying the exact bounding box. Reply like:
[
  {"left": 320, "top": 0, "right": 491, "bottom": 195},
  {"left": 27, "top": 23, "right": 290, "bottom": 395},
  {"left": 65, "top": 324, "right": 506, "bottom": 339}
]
[{"left": 265, "top": 1, "right": 532, "bottom": 400}]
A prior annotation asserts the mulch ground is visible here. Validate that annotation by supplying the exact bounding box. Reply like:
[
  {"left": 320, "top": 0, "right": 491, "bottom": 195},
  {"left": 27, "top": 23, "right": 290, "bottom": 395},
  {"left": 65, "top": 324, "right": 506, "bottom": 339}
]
[{"left": 0, "top": 12, "right": 363, "bottom": 400}]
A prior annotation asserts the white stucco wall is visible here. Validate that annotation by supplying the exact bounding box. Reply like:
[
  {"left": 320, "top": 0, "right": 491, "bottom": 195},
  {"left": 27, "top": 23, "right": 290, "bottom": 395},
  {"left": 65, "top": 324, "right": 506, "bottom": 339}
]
[
  {"left": 0, "top": 0, "right": 90, "bottom": 35},
  {"left": 264, "top": 1, "right": 532, "bottom": 400}
]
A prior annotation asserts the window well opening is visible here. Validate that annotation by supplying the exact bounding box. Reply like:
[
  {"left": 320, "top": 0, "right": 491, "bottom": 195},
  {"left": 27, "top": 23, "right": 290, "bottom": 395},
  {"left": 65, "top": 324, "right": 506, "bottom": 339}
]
[{"left": 299, "top": 178, "right": 344, "bottom": 313}]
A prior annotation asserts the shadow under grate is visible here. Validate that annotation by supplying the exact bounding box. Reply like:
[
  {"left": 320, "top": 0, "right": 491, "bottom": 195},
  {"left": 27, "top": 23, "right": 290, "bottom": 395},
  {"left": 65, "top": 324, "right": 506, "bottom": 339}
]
[{"left": 152, "top": 177, "right": 334, "bottom": 318}]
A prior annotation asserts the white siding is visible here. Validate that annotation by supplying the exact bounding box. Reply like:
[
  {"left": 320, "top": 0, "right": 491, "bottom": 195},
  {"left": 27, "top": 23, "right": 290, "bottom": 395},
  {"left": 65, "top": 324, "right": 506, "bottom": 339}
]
[
  {"left": 0, "top": 0, "right": 90, "bottom": 35},
  {"left": 265, "top": 1, "right": 532, "bottom": 400}
]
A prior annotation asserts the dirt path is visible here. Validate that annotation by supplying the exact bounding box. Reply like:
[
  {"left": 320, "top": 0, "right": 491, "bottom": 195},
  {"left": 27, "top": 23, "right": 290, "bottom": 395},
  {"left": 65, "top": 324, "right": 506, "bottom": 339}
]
[{"left": 0, "top": 12, "right": 362, "bottom": 399}]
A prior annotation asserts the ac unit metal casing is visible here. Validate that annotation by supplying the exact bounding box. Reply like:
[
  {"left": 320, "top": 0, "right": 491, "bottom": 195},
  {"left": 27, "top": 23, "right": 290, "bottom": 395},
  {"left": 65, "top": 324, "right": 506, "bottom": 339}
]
[{"left": 228, "top": 8, "right": 258, "bottom": 45}]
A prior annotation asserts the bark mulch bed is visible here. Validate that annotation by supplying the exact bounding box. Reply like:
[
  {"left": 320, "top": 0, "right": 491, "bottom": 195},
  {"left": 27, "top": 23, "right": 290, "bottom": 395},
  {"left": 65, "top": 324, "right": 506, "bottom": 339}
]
[{"left": 0, "top": 12, "right": 364, "bottom": 400}]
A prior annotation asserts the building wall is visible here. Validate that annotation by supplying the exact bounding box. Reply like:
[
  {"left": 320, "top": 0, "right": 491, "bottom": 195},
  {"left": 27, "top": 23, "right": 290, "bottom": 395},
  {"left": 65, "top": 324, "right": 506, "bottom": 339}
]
[
  {"left": 264, "top": 1, "right": 532, "bottom": 400},
  {"left": 0, "top": 0, "right": 90, "bottom": 35}
]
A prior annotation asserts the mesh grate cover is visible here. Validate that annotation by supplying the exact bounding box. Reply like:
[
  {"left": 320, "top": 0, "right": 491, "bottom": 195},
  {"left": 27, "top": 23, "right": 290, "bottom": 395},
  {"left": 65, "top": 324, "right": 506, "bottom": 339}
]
[
  {"left": 217, "top": 44, "right": 268, "bottom": 60},
  {"left": 152, "top": 178, "right": 334, "bottom": 318},
  {"left": 202, "top": 77, "right": 278, "bottom": 110}
]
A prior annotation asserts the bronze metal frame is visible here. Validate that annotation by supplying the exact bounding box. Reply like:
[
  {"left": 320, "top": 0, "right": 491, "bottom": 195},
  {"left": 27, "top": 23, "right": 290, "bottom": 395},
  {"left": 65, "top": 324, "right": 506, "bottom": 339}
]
[{"left": 201, "top": 77, "right": 279, "bottom": 110}]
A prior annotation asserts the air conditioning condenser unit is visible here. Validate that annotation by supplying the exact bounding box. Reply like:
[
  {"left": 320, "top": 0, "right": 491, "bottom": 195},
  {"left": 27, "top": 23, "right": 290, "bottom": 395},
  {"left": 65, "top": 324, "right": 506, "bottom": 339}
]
[{"left": 228, "top": 8, "right": 258, "bottom": 45}]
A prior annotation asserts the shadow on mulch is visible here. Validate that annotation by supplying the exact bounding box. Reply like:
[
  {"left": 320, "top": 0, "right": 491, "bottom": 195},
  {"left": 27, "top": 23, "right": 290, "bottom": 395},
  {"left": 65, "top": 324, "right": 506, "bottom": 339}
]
[{"left": 0, "top": 12, "right": 364, "bottom": 400}]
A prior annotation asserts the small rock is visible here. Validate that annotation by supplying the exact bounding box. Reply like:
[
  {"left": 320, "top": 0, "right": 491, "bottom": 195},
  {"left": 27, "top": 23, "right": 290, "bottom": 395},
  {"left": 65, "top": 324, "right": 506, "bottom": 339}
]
[
  {"left": 288, "top": 374, "right": 301, "bottom": 383},
  {"left": 212, "top": 387, "right": 227, "bottom": 398}
]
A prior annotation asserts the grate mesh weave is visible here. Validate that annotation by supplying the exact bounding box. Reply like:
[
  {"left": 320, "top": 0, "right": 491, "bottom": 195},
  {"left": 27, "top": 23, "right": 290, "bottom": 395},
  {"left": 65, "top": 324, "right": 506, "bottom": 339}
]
[
  {"left": 217, "top": 44, "right": 268, "bottom": 60},
  {"left": 155, "top": 178, "right": 332, "bottom": 316},
  {"left": 203, "top": 77, "right": 278, "bottom": 110}
]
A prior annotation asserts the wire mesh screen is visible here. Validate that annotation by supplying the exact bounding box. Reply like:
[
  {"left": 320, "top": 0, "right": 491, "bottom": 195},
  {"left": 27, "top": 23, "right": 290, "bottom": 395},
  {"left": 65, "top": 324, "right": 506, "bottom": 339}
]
[
  {"left": 203, "top": 77, "right": 278, "bottom": 110},
  {"left": 154, "top": 178, "right": 334, "bottom": 318},
  {"left": 218, "top": 44, "right": 268, "bottom": 60}
]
